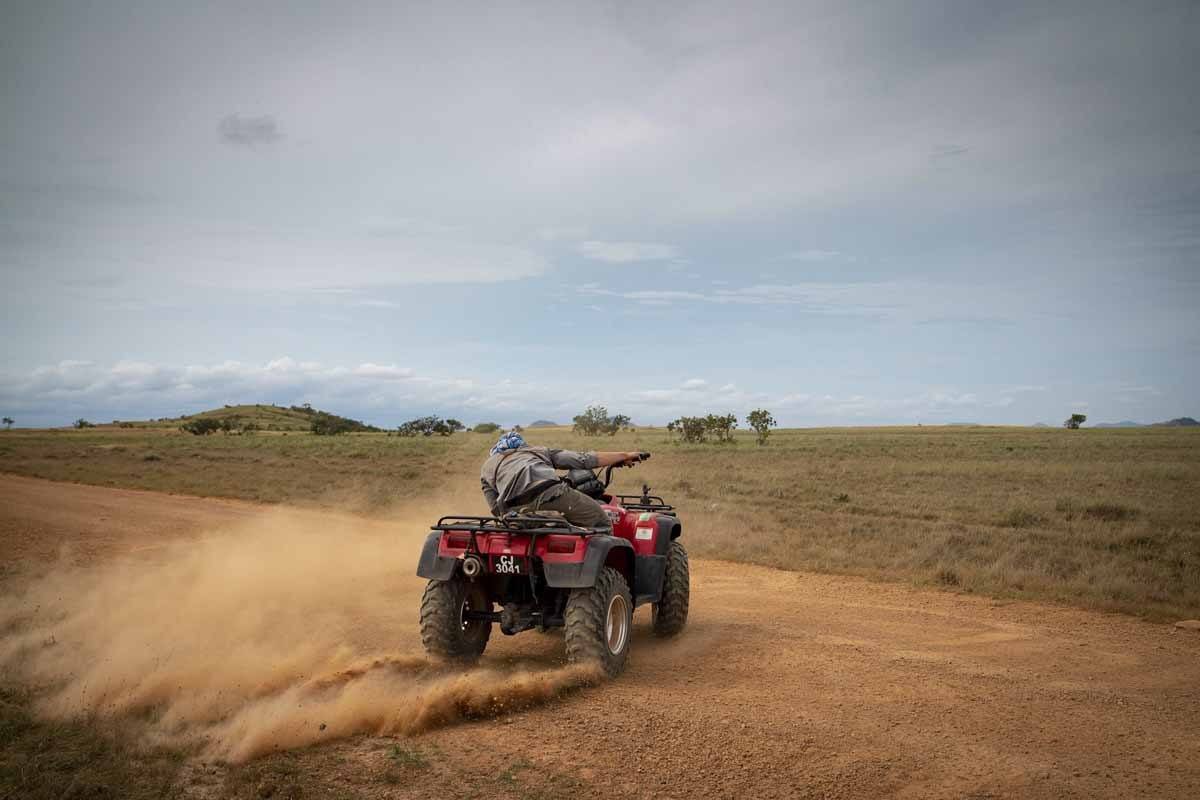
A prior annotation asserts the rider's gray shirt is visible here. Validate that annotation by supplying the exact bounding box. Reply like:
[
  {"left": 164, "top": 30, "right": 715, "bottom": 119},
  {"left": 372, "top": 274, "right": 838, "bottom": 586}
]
[{"left": 480, "top": 446, "right": 599, "bottom": 515}]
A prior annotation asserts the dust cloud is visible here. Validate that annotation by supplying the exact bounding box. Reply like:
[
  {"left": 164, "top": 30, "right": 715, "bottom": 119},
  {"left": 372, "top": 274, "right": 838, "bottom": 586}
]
[{"left": 0, "top": 499, "right": 601, "bottom": 761}]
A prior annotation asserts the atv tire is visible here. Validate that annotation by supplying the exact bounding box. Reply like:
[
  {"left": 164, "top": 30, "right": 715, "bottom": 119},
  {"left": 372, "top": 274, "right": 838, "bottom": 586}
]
[
  {"left": 419, "top": 578, "right": 492, "bottom": 662},
  {"left": 564, "top": 566, "right": 632, "bottom": 677},
  {"left": 652, "top": 540, "right": 690, "bottom": 637}
]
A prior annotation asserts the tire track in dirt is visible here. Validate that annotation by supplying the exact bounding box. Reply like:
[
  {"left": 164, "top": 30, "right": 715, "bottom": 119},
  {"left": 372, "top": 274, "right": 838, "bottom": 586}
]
[{"left": 2, "top": 474, "right": 1199, "bottom": 799}]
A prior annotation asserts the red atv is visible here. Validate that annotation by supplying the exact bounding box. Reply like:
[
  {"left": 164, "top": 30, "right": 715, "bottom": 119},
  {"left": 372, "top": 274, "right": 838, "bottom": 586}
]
[{"left": 416, "top": 453, "right": 688, "bottom": 676}]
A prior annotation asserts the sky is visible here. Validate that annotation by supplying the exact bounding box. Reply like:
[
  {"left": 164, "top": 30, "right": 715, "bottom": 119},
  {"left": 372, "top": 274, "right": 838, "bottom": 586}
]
[{"left": 1, "top": 0, "right": 1198, "bottom": 428}]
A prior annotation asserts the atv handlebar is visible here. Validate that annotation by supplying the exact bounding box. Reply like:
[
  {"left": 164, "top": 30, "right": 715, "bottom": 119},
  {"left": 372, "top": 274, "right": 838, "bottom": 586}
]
[{"left": 601, "top": 452, "right": 650, "bottom": 488}]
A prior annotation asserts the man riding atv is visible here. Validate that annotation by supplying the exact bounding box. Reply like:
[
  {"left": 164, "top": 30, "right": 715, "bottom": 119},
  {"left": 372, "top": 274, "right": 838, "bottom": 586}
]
[
  {"left": 480, "top": 431, "right": 644, "bottom": 532},
  {"left": 418, "top": 429, "right": 686, "bottom": 675}
]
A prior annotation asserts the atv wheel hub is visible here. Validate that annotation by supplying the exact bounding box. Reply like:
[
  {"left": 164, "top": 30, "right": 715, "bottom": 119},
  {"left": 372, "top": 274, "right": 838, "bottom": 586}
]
[{"left": 605, "top": 594, "right": 629, "bottom": 655}]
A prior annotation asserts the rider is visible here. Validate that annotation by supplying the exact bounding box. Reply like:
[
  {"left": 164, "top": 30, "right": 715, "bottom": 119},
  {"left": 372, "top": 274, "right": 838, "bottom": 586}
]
[{"left": 480, "top": 431, "right": 642, "bottom": 533}]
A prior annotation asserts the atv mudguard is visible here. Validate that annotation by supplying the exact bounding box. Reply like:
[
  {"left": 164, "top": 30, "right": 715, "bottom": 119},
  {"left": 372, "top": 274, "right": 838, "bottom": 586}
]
[
  {"left": 543, "top": 535, "right": 634, "bottom": 589},
  {"left": 416, "top": 531, "right": 457, "bottom": 581}
]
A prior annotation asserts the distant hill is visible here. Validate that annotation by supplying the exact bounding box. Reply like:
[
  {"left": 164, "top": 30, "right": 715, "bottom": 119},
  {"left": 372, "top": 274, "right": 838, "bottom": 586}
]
[
  {"left": 113, "top": 404, "right": 380, "bottom": 432},
  {"left": 1031, "top": 422, "right": 1050, "bottom": 428},
  {"left": 528, "top": 420, "right": 560, "bottom": 428},
  {"left": 1090, "top": 418, "right": 1197, "bottom": 428}
]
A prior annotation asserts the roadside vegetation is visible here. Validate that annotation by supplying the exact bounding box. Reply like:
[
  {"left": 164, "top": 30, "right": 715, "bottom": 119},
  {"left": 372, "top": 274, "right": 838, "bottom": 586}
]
[
  {"left": 0, "top": 422, "right": 1198, "bottom": 620},
  {"left": 572, "top": 405, "right": 631, "bottom": 436},
  {"left": 395, "top": 415, "right": 465, "bottom": 437}
]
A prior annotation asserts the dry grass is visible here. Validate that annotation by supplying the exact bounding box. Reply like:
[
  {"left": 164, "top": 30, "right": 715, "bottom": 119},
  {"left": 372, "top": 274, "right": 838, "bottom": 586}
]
[
  {"left": 2, "top": 424, "right": 1198, "bottom": 619},
  {"left": 0, "top": 427, "right": 481, "bottom": 514},
  {"left": 0, "top": 684, "right": 185, "bottom": 800},
  {"left": 628, "top": 425, "right": 1200, "bottom": 621}
]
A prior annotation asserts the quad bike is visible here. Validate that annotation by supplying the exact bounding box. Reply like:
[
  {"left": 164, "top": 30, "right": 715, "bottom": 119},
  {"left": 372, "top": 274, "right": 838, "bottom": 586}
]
[{"left": 415, "top": 453, "right": 688, "bottom": 676}]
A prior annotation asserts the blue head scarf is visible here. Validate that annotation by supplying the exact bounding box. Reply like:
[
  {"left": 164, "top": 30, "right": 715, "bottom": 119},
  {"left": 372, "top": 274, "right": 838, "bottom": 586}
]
[{"left": 490, "top": 431, "right": 526, "bottom": 455}]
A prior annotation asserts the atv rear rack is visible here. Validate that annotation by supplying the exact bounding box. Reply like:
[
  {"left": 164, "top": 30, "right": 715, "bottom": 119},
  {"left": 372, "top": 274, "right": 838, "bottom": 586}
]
[
  {"left": 433, "top": 515, "right": 596, "bottom": 535},
  {"left": 613, "top": 495, "right": 675, "bottom": 513}
]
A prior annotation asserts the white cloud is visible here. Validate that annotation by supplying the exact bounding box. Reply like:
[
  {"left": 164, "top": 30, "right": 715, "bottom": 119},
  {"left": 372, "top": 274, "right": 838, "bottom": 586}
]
[
  {"left": 351, "top": 364, "right": 416, "bottom": 380},
  {"left": 578, "top": 240, "right": 679, "bottom": 264},
  {"left": 0, "top": 358, "right": 1099, "bottom": 429},
  {"left": 782, "top": 249, "right": 847, "bottom": 262},
  {"left": 359, "top": 216, "right": 459, "bottom": 237},
  {"left": 7, "top": 212, "right": 549, "bottom": 292},
  {"left": 578, "top": 280, "right": 1026, "bottom": 324},
  {"left": 537, "top": 225, "right": 589, "bottom": 242},
  {"left": 532, "top": 111, "right": 667, "bottom": 173}
]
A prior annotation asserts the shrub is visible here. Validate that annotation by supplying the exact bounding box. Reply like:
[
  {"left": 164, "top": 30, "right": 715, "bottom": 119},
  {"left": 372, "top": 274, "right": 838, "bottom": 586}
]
[
  {"left": 670, "top": 416, "right": 709, "bottom": 443},
  {"left": 73, "top": 418, "right": 95, "bottom": 429},
  {"left": 572, "top": 406, "right": 628, "bottom": 436},
  {"left": 181, "top": 418, "right": 222, "bottom": 435},
  {"left": 704, "top": 413, "right": 738, "bottom": 443},
  {"left": 312, "top": 412, "right": 356, "bottom": 435},
  {"left": 397, "top": 416, "right": 460, "bottom": 437},
  {"left": 473, "top": 422, "right": 501, "bottom": 434},
  {"left": 669, "top": 413, "right": 737, "bottom": 443},
  {"left": 1064, "top": 413, "right": 1087, "bottom": 429},
  {"left": 746, "top": 409, "right": 776, "bottom": 445}
]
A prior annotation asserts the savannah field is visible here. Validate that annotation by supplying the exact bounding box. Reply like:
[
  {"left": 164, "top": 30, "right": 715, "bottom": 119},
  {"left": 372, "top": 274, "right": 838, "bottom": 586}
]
[
  {"left": 2, "top": 419, "right": 1197, "bottom": 619},
  {"left": 2, "top": 418, "right": 1199, "bottom": 799}
]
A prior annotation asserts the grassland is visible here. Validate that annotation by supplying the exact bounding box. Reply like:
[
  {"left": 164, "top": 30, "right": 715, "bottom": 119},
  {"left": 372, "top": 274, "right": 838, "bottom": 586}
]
[{"left": 1, "top": 424, "right": 1198, "bottom": 620}]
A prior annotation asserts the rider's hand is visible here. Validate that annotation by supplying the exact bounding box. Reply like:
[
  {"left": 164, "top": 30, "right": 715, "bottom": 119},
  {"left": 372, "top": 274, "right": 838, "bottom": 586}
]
[{"left": 624, "top": 452, "right": 643, "bottom": 464}]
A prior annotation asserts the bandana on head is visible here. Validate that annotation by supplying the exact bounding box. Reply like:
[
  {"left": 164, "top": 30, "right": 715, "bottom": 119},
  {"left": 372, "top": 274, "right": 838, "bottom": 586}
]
[{"left": 490, "top": 431, "right": 526, "bottom": 455}]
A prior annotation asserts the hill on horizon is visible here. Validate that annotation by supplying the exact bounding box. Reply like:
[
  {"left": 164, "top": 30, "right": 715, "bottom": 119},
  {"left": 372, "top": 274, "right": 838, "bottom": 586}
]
[
  {"left": 527, "top": 419, "right": 560, "bottom": 428},
  {"left": 1152, "top": 417, "right": 1198, "bottom": 427},
  {"left": 112, "top": 404, "right": 380, "bottom": 432},
  {"left": 1091, "top": 417, "right": 1197, "bottom": 428}
]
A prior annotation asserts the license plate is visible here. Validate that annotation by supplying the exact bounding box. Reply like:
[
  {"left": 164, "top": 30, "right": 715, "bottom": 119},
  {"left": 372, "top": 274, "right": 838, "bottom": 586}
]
[{"left": 494, "top": 554, "right": 522, "bottom": 575}]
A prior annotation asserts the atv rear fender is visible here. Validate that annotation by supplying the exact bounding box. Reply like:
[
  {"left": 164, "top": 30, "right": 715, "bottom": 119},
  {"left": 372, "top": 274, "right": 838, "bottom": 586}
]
[
  {"left": 543, "top": 535, "right": 634, "bottom": 589},
  {"left": 416, "top": 531, "right": 636, "bottom": 589},
  {"left": 416, "top": 530, "right": 457, "bottom": 581}
]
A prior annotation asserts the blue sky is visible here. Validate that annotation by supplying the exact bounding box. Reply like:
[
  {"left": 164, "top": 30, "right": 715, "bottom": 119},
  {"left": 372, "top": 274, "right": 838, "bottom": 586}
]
[{"left": 2, "top": 1, "right": 1198, "bottom": 427}]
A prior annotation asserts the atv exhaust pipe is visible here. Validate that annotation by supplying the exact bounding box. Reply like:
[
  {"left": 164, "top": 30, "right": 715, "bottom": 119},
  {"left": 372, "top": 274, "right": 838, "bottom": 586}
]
[{"left": 461, "top": 555, "right": 483, "bottom": 578}]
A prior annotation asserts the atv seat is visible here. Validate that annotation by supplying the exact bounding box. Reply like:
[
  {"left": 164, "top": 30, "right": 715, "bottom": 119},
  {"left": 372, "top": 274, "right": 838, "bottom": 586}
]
[{"left": 503, "top": 511, "right": 599, "bottom": 534}]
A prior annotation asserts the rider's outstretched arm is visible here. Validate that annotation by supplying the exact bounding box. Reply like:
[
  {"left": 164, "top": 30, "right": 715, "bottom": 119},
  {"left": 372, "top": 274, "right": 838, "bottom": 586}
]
[{"left": 593, "top": 451, "right": 643, "bottom": 468}]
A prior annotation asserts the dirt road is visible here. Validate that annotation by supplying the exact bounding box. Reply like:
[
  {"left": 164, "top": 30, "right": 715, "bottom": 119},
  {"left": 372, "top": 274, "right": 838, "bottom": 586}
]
[{"left": 2, "top": 474, "right": 1198, "bottom": 799}]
